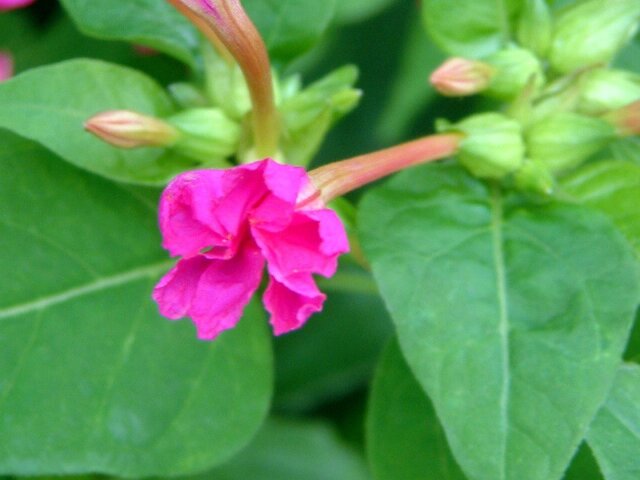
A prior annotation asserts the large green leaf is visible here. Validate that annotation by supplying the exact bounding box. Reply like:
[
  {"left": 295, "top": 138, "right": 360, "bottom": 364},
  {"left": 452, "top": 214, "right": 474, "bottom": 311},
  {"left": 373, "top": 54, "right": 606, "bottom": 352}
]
[
  {"left": 422, "top": 0, "right": 522, "bottom": 57},
  {"left": 59, "top": 0, "right": 199, "bottom": 67},
  {"left": 200, "top": 418, "right": 370, "bottom": 480},
  {"left": 359, "top": 163, "right": 640, "bottom": 480},
  {"left": 0, "top": 131, "right": 272, "bottom": 476},
  {"left": 562, "top": 160, "right": 640, "bottom": 255},
  {"left": 588, "top": 364, "right": 640, "bottom": 480},
  {"left": 366, "top": 340, "right": 466, "bottom": 480},
  {"left": 244, "top": 0, "right": 337, "bottom": 63},
  {"left": 0, "top": 59, "right": 193, "bottom": 185}
]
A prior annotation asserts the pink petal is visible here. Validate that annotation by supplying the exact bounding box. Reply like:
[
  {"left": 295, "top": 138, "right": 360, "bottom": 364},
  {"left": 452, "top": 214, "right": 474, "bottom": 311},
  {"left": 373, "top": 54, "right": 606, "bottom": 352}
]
[
  {"left": 159, "top": 170, "right": 227, "bottom": 258},
  {"left": 263, "top": 274, "right": 325, "bottom": 335},
  {"left": 250, "top": 159, "right": 307, "bottom": 229},
  {"left": 153, "top": 241, "right": 265, "bottom": 340},
  {"left": 252, "top": 209, "right": 349, "bottom": 282},
  {"left": 0, "top": 0, "right": 35, "bottom": 10},
  {"left": 153, "top": 256, "right": 210, "bottom": 320},
  {"left": 0, "top": 52, "right": 13, "bottom": 82}
]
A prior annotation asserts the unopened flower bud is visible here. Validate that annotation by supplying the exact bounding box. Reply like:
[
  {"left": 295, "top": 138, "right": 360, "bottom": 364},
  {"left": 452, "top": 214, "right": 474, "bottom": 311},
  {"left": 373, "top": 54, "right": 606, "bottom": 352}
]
[
  {"left": 85, "top": 110, "right": 179, "bottom": 149},
  {"left": 430, "top": 58, "right": 494, "bottom": 96},
  {"left": 517, "top": 0, "right": 552, "bottom": 57},
  {"left": 526, "top": 113, "right": 616, "bottom": 173},
  {"left": 0, "top": 51, "right": 13, "bottom": 81},
  {"left": 550, "top": 0, "right": 640, "bottom": 73},
  {"left": 437, "top": 113, "right": 525, "bottom": 179},
  {"left": 514, "top": 159, "right": 555, "bottom": 195},
  {"left": 167, "top": 108, "right": 241, "bottom": 163},
  {"left": 484, "top": 48, "right": 545, "bottom": 100},
  {"left": 603, "top": 100, "right": 640, "bottom": 137},
  {"left": 577, "top": 69, "right": 640, "bottom": 115}
]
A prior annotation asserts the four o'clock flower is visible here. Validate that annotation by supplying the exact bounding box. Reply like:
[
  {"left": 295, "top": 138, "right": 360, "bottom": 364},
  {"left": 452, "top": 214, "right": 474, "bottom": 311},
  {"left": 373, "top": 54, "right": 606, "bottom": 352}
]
[
  {"left": 153, "top": 134, "right": 461, "bottom": 339},
  {"left": 153, "top": 159, "right": 349, "bottom": 340}
]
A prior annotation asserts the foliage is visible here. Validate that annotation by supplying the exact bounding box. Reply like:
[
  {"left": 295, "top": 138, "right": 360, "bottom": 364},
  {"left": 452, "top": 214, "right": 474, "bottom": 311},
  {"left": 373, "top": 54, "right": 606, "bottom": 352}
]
[{"left": 0, "top": 0, "right": 639, "bottom": 479}]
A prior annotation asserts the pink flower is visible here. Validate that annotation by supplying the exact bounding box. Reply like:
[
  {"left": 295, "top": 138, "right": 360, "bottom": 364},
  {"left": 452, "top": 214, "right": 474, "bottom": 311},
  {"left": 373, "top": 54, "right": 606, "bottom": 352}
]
[
  {"left": 0, "top": 51, "right": 12, "bottom": 81},
  {"left": 153, "top": 159, "right": 349, "bottom": 340},
  {"left": 0, "top": 0, "right": 35, "bottom": 10}
]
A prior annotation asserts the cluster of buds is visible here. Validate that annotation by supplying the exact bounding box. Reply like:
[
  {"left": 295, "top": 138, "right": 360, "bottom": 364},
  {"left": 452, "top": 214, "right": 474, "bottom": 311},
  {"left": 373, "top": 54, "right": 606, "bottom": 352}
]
[
  {"left": 85, "top": 0, "right": 360, "bottom": 170},
  {"left": 429, "top": 0, "right": 640, "bottom": 193}
]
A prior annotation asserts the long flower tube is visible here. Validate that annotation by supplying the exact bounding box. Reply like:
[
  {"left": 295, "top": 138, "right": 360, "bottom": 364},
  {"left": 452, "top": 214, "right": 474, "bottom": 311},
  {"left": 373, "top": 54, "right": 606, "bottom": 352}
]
[
  {"left": 306, "top": 132, "right": 463, "bottom": 204},
  {"left": 168, "top": 0, "right": 279, "bottom": 158}
]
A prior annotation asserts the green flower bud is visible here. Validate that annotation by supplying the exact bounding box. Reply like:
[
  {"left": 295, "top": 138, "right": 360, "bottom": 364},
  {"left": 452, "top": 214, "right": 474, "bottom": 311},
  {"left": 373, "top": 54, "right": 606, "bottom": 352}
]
[
  {"left": 513, "top": 159, "right": 555, "bottom": 195},
  {"left": 438, "top": 113, "right": 525, "bottom": 179},
  {"left": 526, "top": 113, "right": 616, "bottom": 173},
  {"left": 577, "top": 69, "right": 640, "bottom": 115},
  {"left": 281, "top": 65, "right": 361, "bottom": 166},
  {"left": 517, "top": 0, "right": 552, "bottom": 58},
  {"left": 550, "top": 0, "right": 640, "bottom": 73},
  {"left": 484, "top": 47, "right": 545, "bottom": 100},
  {"left": 167, "top": 108, "right": 240, "bottom": 165}
]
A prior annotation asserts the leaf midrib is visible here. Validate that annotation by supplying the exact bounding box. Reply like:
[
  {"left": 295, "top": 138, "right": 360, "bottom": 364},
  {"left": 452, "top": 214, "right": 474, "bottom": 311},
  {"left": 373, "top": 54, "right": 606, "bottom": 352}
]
[
  {"left": 490, "top": 183, "right": 510, "bottom": 480},
  {"left": 0, "top": 260, "right": 173, "bottom": 320}
]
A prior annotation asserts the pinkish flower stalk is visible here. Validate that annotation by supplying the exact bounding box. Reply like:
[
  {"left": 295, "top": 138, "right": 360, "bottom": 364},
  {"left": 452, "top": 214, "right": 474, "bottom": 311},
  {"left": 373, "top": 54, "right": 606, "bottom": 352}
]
[
  {"left": 0, "top": 0, "right": 35, "bottom": 10},
  {"left": 84, "top": 110, "right": 179, "bottom": 148},
  {"left": 166, "top": 0, "right": 234, "bottom": 63},
  {"left": 430, "top": 57, "right": 494, "bottom": 97},
  {"left": 0, "top": 51, "right": 13, "bottom": 81},
  {"left": 167, "top": 0, "right": 279, "bottom": 157},
  {"left": 153, "top": 159, "right": 349, "bottom": 340},
  {"left": 306, "top": 133, "right": 463, "bottom": 204}
]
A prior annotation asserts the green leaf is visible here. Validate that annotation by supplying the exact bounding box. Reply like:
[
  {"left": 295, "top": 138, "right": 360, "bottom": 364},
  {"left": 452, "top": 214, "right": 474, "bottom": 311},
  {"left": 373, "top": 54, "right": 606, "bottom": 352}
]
[
  {"left": 274, "top": 269, "right": 392, "bottom": 412},
  {"left": 588, "top": 364, "right": 640, "bottom": 480},
  {"left": 422, "top": 0, "right": 522, "bottom": 57},
  {"left": 334, "top": 0, "right": 398, "bottom": 25},
  {"left": 366, "top": 339, "right": 467, "bottom": 480},
  {"left": 244, "top": 0, "right": 337, "bottom": 63},
  {"left": 561, "top": 160, "right": 640, "bottom": 255},
  {"left": 0, "top": 131, "right": 272, "bottom": 476},
  {"left": 0, "top": 59, "right": 193, "bottom": 185},
  {"left": 59, "top": 0, "right": 199, "bottom": 67},
  {"left": 359, "top": 163, "right": 640, "bottom": 480},
  {"left": 199, "top": 418, "right": 370, "bottom": 480}
]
